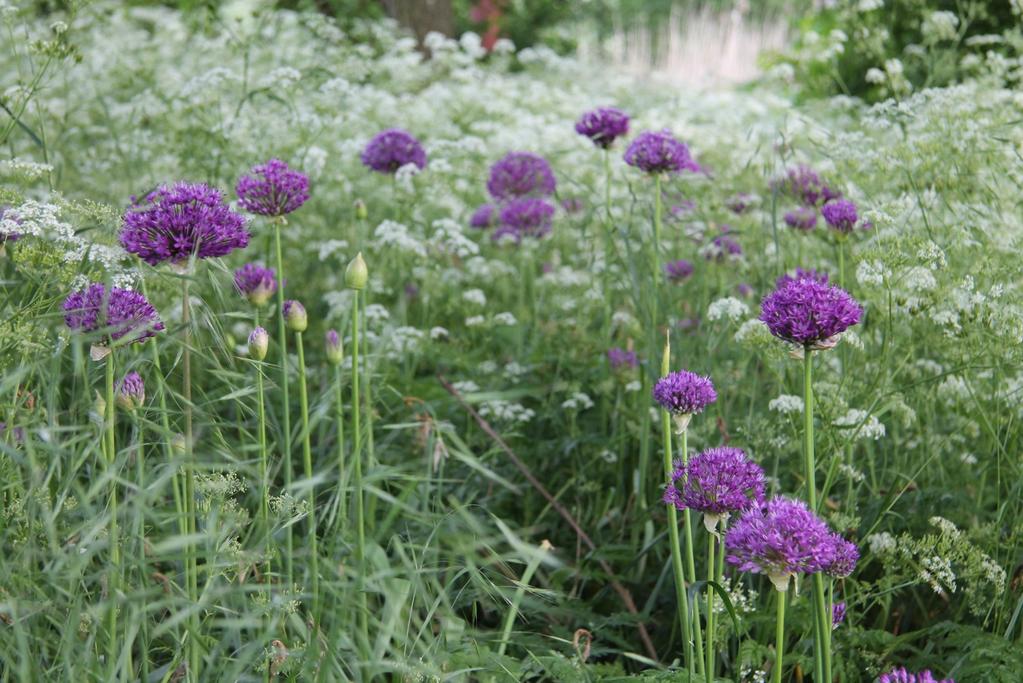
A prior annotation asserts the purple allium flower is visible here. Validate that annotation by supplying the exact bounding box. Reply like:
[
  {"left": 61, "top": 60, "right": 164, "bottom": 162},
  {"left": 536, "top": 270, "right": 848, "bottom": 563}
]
[
  {"left": 725, "top": 496, "right": 837, "bottom": 591},
  {"left": 737, "top": 283, "right": 754, "bottom": 298},
  {"left": 235, "top": 159, "right": 310, "bottom": 217},
  {"left": 664, "top": 259, "right": 694, "bottom": 283},
  {"left": 234, "top": 263, "right": 277, "bottom": 306},
  {"left": 487, "top": 152, "right": 557, "bottom": 200},
  {"left": 493, "top": 197, "right": 555, "bottom": 242},
  {"left": 776, "top": 165, "right": 840, "bottom": 207},
  {"left": 560, "top": 197, "right": 585, "bottom": 214},
  {"left": 575, "top": 106, "right": 630, "bottom": 149},
  {"left": 116, "top": 371, "right": 145, "bottom": 411},
  {"left": 325, "top": 329, "right": 342, "bottom": 365},
  {"left": 821, "top": 198, "right": 859, "bottom": 234},
  {"left": 282, "top": 300, "right": 307, "bottom": 332},
  {"left": 63, "top": 283, "right": 164, "bottom": 346},
  {"left": 726, "top": 193, "right": 754, "bottom": 214},
  {"left": 759, "top": 277, "right": 862, "bottom": 348},
  {"left": 878, "top": 668, "right": 954, "bottom": 683},
  {"left": 664, "top": 447, "right": 766, "bottom": 529},
  {"left": 120, "top": 182, "right": 250, "bottom": 266},
  {"left": 624, "top": 130, "right": 700, "bottom": 175},
  {"left": 784, "top": 207, "right": 818, "bottom": 231},
  {"left": 652, "top": 370, "right": 716, "bottom": 432},
  {"left": 607, "top": 347, "right": 638, "bottom": 370},
  {"left": 824, "top": 536, "right": 859, "bottom": 577},
  {"left": 705, "top": 233, "right": 743, "bottom": 262},
  {"left": 776, "top": 268, "right": 829, "bottom": 288},
  {"left": 469, "top": 203, "right": 497, "bottom": 229},
  {"left": 360, "top": 128, "right": 427, "bottom": 174},
  {"left": 832, "top": 602, "right": 846, "bottom": 630}
]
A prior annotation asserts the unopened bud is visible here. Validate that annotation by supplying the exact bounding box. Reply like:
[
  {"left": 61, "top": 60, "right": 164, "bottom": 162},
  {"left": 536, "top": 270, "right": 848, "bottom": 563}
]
[
  {"left": 248, "top": 326, "right": 269, "bottom": 360},
  {"left": 170, "top": 433, "right": 187, "bottom": 456},
  {"left": 345, "top": 252, "right": 368, "bottom": 290},
  {"left": 353, "top": 199, "right": 368, "bottom": 221},
  {"left": 116, "top": 372, "right": 145, "bottom": 412},
  {"left": 325, "top": 329, "right": 343, "bottom": 366},
  {"left": 283, "top": 300, "right": 308, "bottom": 333}
]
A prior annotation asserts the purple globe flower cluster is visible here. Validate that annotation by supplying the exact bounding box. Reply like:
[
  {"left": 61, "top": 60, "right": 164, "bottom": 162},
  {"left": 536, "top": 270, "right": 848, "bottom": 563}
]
[
  {"left": 116, "top": 371, "right": 146, "bottom": 411},
  {"left": 63, "top": 283, "right": 165, "bottom": 346},
  {"left": 607, "top": 347, "right": 638, "bottom": 370},
  {"left": 664, "top": 258, "right": 694, "bottom": 283},
  {"left": 725, "top": 496, "right": 859, "bottom": 591},
  {"left": 234, "top": 263, "right": 277, "bottom": 306},
  {"left": 832, "top": 601, "right": 846, "bottom": 629},
  {"left": 360, "top": 128, "right": 427, "bottom": 174},
  {"left": 726, "top": 193, "right": 754, "bottom": 215},
  {"left": 121, "top": 182, "right": 250, "bottom": 266},
  {"left": 821, "top": 198, "right": 859, "bottom": 234},
  {"left": 472, "top": 152, "right": 558, "bottom": 243},
  {"left": 784, "top": 207, "right": 817, "bottom": 231},
  {"left": 777, "top": 165, "right": 840, "bottom": 207},
  {"left": 469, "top": 203, "right": 498, "bottom": 229},
  {"left": 776, "top": 268, "right": 828, "bottom": 288},
  {"left": 663, "top": 447, "right": 765, "bottom": 528},
  {"left": 776, "top": 165, "right": 867, "bottom": 236},
  {"left": 236, "top": 158, "right": 310, "bottom": 217},
  {"left": 705, "top": 232, "right": 743, "bottom": 262},
  {"left": 759, "top": 274, "right": 863, "bottom": 348},
  {"left": 878, "top": 667, "right": 954, "bottom": 683},
  {"left": 575, "top": 107, "right": 630, "bottom": 149},
  {"left": 624, "top": 130, "right": 700, "bottom": 175},
  {"left": 653, "top": 370, "right": 717, "bottom": 417},
  {"left": 492, "top": 197, "right": 555, "bottom": 243},
  {"left": 487, "top": 152, "right": 557, "bottom": 200}
]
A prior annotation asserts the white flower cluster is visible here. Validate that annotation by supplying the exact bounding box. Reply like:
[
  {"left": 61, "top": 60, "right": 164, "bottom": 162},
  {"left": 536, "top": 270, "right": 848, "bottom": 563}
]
[
  {"left": 833, "top": 409, "right": 886, "bottom": 440},
  {"left": 707, "top": 297, "right": 749, "bottom": 323},
  {"left": 561, "top": 392, "right": 594, "bottom": 411},
  {"left": 478, "top": 400, "right": 535, "bottom": 424}
]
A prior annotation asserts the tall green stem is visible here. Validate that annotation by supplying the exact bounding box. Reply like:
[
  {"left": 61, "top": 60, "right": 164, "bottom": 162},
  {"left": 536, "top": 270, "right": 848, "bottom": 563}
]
[
  {"left": 803, "top": 350, "right": 832, "bottom": 682},
  {"left": 774, "top": 589, "right": 786, "bottom": 683},
  {"left": 334, "top": 364, "right": 346, "bottom": 532},
  {"left": 351, "top": 296, "right": 369, "bottom": 660},
  {"left": 294, "top": 331, "right": 319, "bottom": 619},
  {"left": 104, "top": 352, "right": 119, "bottom": 676},
  {"left": 255, "top": 356, "right": 270, "bottom": 582},
  {"left": 705, "top": 532, "right": 717, "bottom": 682},
  {"left": 682, "top": 428, "right": 705, "bottom": 673},
  {"left": 181, "top": 277, "right": 200, "bottom": 681},
  {"left": 496, "top": 540, "right": 551, "bottom": 658},
  {"left": 273, "top": 221, "right": 294, "bottom": 588}
]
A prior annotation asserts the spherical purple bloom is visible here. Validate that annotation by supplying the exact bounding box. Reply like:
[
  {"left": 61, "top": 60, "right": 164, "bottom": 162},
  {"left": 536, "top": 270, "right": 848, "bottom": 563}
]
[
  {"left": 624, "top": 130, "right": 700, "bottom": 175},
  {"left": 725, "top": 497, "right": 837, "bottom": 590},
  {"left": 664, "top": 259, "right": 694, "bottom": 283},
  {"left": 121, "top": 182, "right": 249, "bottom": 266},
  {"left": 784, "top": 207, "right": 818, "bottom": 231},
  {"left": 776, "top": 268, "right": 829, "bottom": 288},
  {"left": 575, "top": 107, "right": 630, "bottom": 149},
  {"left": 652, "top": 370, "right": 716, "bottom": 416},
  {"left": 664, "top": 447, "right": 766, "bottom": 522},
  {"left": 607, "top": 347, "right": 638, "bottom": 370},
  {"left": 234, "top": 263, "right": 277, "bottom": 306},
  {"left": 825, "top": 536, "right": 859, "bottom": 577},
  {"left": 759, "top": 277, "right": 862, "bottom": 347},
  {"left": 776, "top": 165, "right": 840, "bottom": 207},
  {"left": 737, "top": 283, "right": 754, "bottom": 298},
  {"left": 360, "top": 128, "right": 427, "bottom": 174},
  {"left": 822, "top": 198, "right": 859, "bottom": 234},
  {"left": 236, "top": 158, "right": 310, "bottom": 217},
  {"left": 493, "top": 197, "right": 554, "bottom": 243},
  {"left": 116, "top": 371, "right": 146, "bottom": 411},
  {"left": 705, "top": 234, "right": 743, "bottom": 262},
  {"left": 832, "top": 602, "right": 846, "bottom": 629},
  {"left": 469, "top": 203, "right": 497, "bottom": 229},
  {"left": 878, "top": 668, "right": 954, "bottom": 683},
  {"left": 63, "top": 283, "right": 164, "bottom": 346},
  {"left": 487, "top": 152, "right": 557, "bottom": 200},
  {"left": 727, "top": 193, "right": 754, "bottom": 214}
]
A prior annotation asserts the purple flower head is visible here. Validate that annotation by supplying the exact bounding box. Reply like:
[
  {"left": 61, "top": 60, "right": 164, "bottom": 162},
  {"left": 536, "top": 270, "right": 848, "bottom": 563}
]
[
  {"left": 784, "top": 207, "right": 818, "bottom": 231},
  {"left": 487, "top": 152, "right": 557, "bottom": 200},
  {"left": 652, "top": 370, "right": 716, "bottom": 419},
  {"left": 832, "top": 602, "right": 846, "bottom": 629},
  {"left": 325, "top": 329, "right": 342, "bottom": 365},
  {"left": 235, "top": 158, "right": 310, "bottom": 217},
  {"left": 822, "top": 198, "right": 859, "bottom": 234},
  {"left": 759, "top": 277, "right": 862, "bottom": 347},
  {"left": 234, "top": 263, "right": 277, "bottom": 306},
  {"left": 664, "top": 259, "right": 694, "bottom": 283},
  {"left": 737, "top": 283, "right": 754, "bottom": 298},
  {"left": 776, "top": 268, "right": 829, "bottom": 288},
  {"left": 360, "top": 128, "right": 427, "bottom": 174},
  {"left": 727, "top": 193, "right": 754, "bottom": 214},
  {"left": 282, "top": 300, "right": 307, "bottom": 332},
  {"left": 121, "top": 182, "right": 250, "bottom": 266},
  {"left": 493, "top": 197, "right": 554, "bottom": 243},
  {"left": 878, "top": 668, "right": 954, "bottom": 683},
  {"left": 116, "top": 371, "right": 145, "bottom": 411},
  {"left": 664, "top": 447, "right": 766, "bottom": 524},
  {"left": 824, "top": 535, "right": 859, "bottom": 577},
  {"left": 575, "top": 107, "right": 630, "bottom": 149},
  {"left": 624, "top": 130, "right": 700, "bottom": 175},
  {"left": 705, "top": 233, "right": 743, "bottom": 262},
  {"left": 0, "top": 205, "right": 21, "bottom": 244},
  {"left": 725, "top": 496, "right": 837, "bottom": 590},
  {"left": 560, "top": 197, "right": 585, "bottom": 214},
  {"left": 469, "top": 203, "right": 497, "bottom": 229},
  {"left": 607, "top": 347, "right": 639, "bottom": 371},
  {"left": 777, "top": 165, "right": 840, "bottom": 207},
  {"left": 64, "top": 283, "right": 164, "bottom": 347}
]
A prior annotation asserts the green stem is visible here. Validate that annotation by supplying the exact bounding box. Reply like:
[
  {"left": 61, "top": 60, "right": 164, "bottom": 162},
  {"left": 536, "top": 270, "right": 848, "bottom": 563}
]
[
  {"left": 182, "top": 277, "right": 200, "bottom": 681},
  {"left": 334, "top": 364, "right": 346, "bottom": 532},
  {"left": 774, "top": 590, "right": 786, "bottom": 683},
  {"left": 104, "top": 352, "right": 119, "bottom": 677},
  {"left": 295, "top": 331, "right": 319, "bottom": 619},
  {"left": 255, "top": 354, "right": 270, "bottom": 584},
  {"left": 682, "top": 429, "right": 705, "bottom": 674},
  {"left": 803, "top": 350, "right": 832, "bottom": 682},
  {"left": 496, "top": 541, "right": 550, "bottom": 658},
  {"left": 132, "top": 418, "right": 149, "bottom": 683},
  {"left": 273, "top": 221, "right": 294, "bottom": 588},
  {"left": 351, "top": 296, "right": 369, "bottom": 662},
  {"left": 705, "top": 532, "right": 716, "bottom": 683},
  {"left": 663, "top": 414, "right": 694, "bottom": 672}
]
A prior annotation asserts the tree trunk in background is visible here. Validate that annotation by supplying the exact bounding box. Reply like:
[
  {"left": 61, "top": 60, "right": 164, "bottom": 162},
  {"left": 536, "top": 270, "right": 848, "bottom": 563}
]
[{"left": 381, "top": 0, "right": 455, "bottom": 43}]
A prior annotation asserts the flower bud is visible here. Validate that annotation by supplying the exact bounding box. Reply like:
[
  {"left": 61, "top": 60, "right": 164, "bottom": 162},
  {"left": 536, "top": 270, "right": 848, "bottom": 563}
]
[
  {"left": 353, "top": 199, "right": 368, "bottom": 221},
  {"left": 116, "top": 371, "right": 145, "bottom": 412},
  {"left": 92, "top": 390, "right": 107, "bottom": 425},
  {"left": 325, "top": 329, "right": 343, "bottom": 366},
  {"left": 283, "top": 300, "right": 307, "bottom": 333},
  {"left": 345, "top": 252, "right": 368, "bottom": 290},
  {"left": 170, "top": 432, "right": 187, "bottom": 456},
  {"left": 248, "top": 326, "right": 269, "bottom": 360}
]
